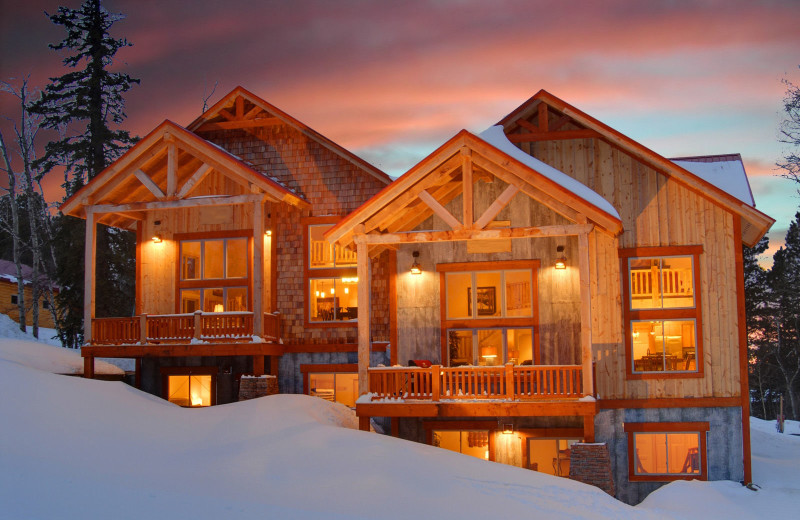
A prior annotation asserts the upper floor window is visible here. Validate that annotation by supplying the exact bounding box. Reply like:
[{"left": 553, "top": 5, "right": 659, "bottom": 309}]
[
  {"left": 305, "top": 220, "right": 358, "bottom": 324},
  {"left": 308, "top": 224, "right": 356, "bottom": 269},
  {"left": 620, "top": 247, "right": 703, "bottom": 378}
]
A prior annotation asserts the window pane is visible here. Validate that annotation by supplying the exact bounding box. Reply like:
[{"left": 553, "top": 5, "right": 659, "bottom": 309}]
[
  {"left": 181, "top": 241, "right": 201, "bottom": 280},
  {"left": 310, "top": 279, "right": 336, "bottom": 322},
  {"left": 181, "top": 289, "right": 201, "bottom": 313},
  {"left": 309, "top": 225, "right": 334, "bottom": 268},
  {"left": 167, "top": 375, "right": 191, "bottom": 407},
  {"left": 433, "top": 430, "right": 489, "bottom": 460},
  {"left": 661, "top": 257, "right": 694, "bottom": 308},
  {"left": 335, "top": 245, "right": 357, "bottom": 267},
  {"left": 189, "top": 375, "right": 212, "bottom": 407},
  {"left": 634, "top": 433, "right": 668, "bottom": 475},
  {"left": 203, "top": 288, "right": 224, "bottom": 312},
  {"left": 336, "top": 278, "right": 358, "bottom": 320},
  {"left": 475, "top": 272, "right": 501, "bottom": 318},
  {"left": 667, "top": 433, "right": 701, "bottom": 475},
  {"left": 334, "top": 373, "right": 358, "bottom": 407},
  {"left": 630, "top": 256, "right": 694, "bottom": 310},
  {"left": 477, "top": 329, "right": 502, "bottom": 366},
  {"left": 204, "top": 241, "right": 224, "bottom": 279},
  {"left": 508, "top": 328, "right": 533, "bottom": 365},
  {"left": 634, "top": 432, "right": 700, "bottom": 475},
  {"left": 632, "top": 320, "right": 696, "bottom": 373},
  {"left": 226, "top": 287, "right": 248, "bottom": 312},
  {"left": 448, "top": 330, "right": 473, "bottom": 366},
  {"left": 226, "top": 238, "right": 247, "bottom": 278},
  {"left": 446, "top": 273, "right": 472, "bottom": 319},
  {"left": 309, "top": 374, "right": 335, "bottom": 401},
  {"left": 629, "top": 258, "right": 661, "bottom": 310},
  {"left": 505, "top": 270, "right": 532, "bottom": 317}
]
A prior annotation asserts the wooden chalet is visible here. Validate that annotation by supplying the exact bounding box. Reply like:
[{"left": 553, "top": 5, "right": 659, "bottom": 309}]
[{"left": 327, "top": 90, "right": 773, "bottom": 504}]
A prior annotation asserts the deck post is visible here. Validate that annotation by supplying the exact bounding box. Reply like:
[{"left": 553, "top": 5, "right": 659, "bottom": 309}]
[
  {"left": 193, "top": 311, "right": 202, "bottom": 340},
  {"left": 583, "top": 415, "right": 595, "bottom": 442},
  {"left": 135, "top": 358, "right": 142, "bottom": 388},
  {"left": 359, "top": 416, "right": 370, "bottom": 432},
  {"left": 252, "top": 197, "right": 264, "bottom": 337},
  {"left": 578, "top": 229, "right": 594, "bottom": 395},
  {"left": 504, "top": 363, "right": 515, "bottom": 400},
  {"left": 356, "top": 239, "right": 371, "bottom": 396},
  {"left": 83, "top": 355, "right": 94, "bottom": 379},
  {"left": 139, "top": 314, "right": 148, "bottom": 344},
  {"left": 431, "top": 365, "right": 441, "bottom": 401},
  {"left": 83, "top": 208, "right": 96, "bottom": 344},
  {"left": 252, "top": 355, "right": 264, "bottom": 376}
]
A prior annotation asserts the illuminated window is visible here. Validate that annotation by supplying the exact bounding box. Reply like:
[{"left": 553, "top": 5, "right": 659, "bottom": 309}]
[
  {"left": 447, "top": 328, "right": 533, "bottom": 366},
  {"left": 305, "top": 221, "right": 358, "bottom": 324},
  {"left": 161, "top": 368, "right": 216, "bottom": 407},
  {"left": 308, "top": 373, "right": 358, "bottom": 407},
  {"left": 309, "top": 277, "right": 358, "bottom": 322},
  {"left": 432, "top": 430, "right": 491, "bottom": 460},
  {"left": 620, "top": 248, "right": 702, "bottom": 377},
  {"left": 624, "top": 422, "right": 708, "bottom": 481},
  {"left": 527, "top": 438, "right": 580, "bottom": 476},
  {"left": 308, "top": 224, "right": 356, "bottom": 269},
  {"left": 177, "top": 234, "right": 249, "bottom": 313}
]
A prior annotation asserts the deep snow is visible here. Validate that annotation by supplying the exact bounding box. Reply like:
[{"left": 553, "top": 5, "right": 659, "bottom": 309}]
[{"left": 0, "top": 322, "right": 797, "bottom": 519}]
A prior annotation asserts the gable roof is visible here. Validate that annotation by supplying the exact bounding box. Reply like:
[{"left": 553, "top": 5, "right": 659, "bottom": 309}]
[
  {"left": 60, "top": 120, "right": 308, "bottom": 228},
  {"left": 498, "top": 90, "right": 774, "bottom": 247},
  {"left": 326, "top": 128, "right": 623, "bottom": 252},
  {"left": 670, "top": 154, "right": 754, "bottom": 206},
  {"left": 188, "top": 86, "right": 392, "bottom": 186}
]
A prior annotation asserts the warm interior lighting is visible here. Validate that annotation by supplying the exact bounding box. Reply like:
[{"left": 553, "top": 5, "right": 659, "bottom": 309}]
[
  {"left": 344, "top": 287, "right": 349, "bottom": 294},
  {"left": 502, "top": 424, "right": 514, "bottom": 435},
  {"left": 315, "top": 290, "right": 320, "bottom": 297},
  {"left": 330, "top": 287, "right": 335, "bottom": 294},
  {"left": 321, "top": 291, "right": 326, "bottom": 298},
  {"left": 191, "top": 392, "right": 203, "bottom": 407},
  {"left": 410, "top": 251, "right": 422, "bottom": 275},
  {"left": 341, "top": 277, "right": 358, "bottom": 284},
  {"left": 554, "top": 245, "right": 566, "bottom": 269},
  {"left": 265, "top": 229, "right": 272, "bottom": 237},
  {"left": 213, "top": 304, "right": 223, "bottom": 313},
  {"left": 152, "top": 234, "right": 162, "bottom": 243},
  {"left": 480, "top": 346, "right": 498, "bottom": 358}
]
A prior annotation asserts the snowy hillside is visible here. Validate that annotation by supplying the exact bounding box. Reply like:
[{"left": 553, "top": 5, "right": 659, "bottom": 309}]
[{"left": 0, "top": 329, "right": 797, "bottom": 519}]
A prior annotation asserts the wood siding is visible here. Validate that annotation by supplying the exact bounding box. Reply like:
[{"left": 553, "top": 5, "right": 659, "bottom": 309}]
[{"left": 0, "top": 280, "right": 57, "bottom": 329}]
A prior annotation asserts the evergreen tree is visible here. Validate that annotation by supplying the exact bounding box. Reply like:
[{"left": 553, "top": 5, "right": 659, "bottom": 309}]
[{"left": 29, "top": 0, "right": 138, "bottom": 347}]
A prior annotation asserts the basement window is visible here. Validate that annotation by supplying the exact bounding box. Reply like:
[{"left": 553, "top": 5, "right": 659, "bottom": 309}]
[{"left": 624, "top": 422, "right": 708, "bottom": 481}]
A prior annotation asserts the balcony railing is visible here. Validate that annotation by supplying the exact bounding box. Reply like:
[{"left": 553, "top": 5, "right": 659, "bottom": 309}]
[
  {"left": 91, "top": 311, "right": 281, "bottom": 345},
  {"left": 368, "top": 364, "right": 583, "bottom": 401}
]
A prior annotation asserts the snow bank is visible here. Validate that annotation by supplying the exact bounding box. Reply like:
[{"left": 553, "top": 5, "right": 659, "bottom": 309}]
[{"left": 0, "top": 337, "right": 124, "bottom": 376}]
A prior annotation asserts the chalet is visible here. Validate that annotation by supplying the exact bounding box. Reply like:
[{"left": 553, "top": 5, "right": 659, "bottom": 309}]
[
  {"left": 0, "top": 259, "right": 57, "bottom": 329},
  {"left": 67, "top": 87, "right": 773, "bottom": 505}
]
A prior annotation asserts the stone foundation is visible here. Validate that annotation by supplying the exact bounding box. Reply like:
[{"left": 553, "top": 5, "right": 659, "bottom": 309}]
[
  {"left": 569, "top": 442, "right": 615, "bottom": 496},
  {"left": 238, "top": 375, "right": 278, "bottom": 401}
]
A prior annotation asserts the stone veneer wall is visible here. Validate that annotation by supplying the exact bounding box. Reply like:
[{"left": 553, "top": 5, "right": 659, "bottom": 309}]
[
  {"left": 568, "top": 443, "right": 615, "bottom": 496},
  {"left": 238, "top": 375, "right": 279, "bottom": 401}
]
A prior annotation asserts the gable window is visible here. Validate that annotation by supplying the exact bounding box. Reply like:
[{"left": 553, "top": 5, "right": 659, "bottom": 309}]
[
  {"left": 305, "top": 219, "right": 358, "bottom": 325},
  {"left": 438, "top": 261, "right": 539, "bottom": 366},
  {"left": 620, "top": 247, "right": 703, "bottom": 378},
  {"left": 624, "top": 422, "right": 708, "bottom": 481},
  {"left": 177, "top": 233, "right": 250, "bottom": 313}
]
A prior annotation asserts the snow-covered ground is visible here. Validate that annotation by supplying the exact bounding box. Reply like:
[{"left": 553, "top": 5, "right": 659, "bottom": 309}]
[{"left": 0, "top": 323, "right": 797, "bottom": 519}]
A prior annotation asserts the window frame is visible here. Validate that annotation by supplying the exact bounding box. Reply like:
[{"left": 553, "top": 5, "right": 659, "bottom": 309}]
[
  {"left": 437, "top": 260, "right": 540, "bottom": 366},
  {"left": 300, "top": 363, "right": 359, "bottom": 408},
  {"left": 619, "top": 246, "right": 704, "bottom": 380},
  {"left": 303, "top": 217, "right": 358, "bottom": 328},
  {"left": 624, "top": 421, "right": 709, "bottom": 482},
  {"left": 174, "top": 230, "right": 252, "bottom": 314},
  {"left": 160, "top": 366, "right": 218, "bottom": 407}
]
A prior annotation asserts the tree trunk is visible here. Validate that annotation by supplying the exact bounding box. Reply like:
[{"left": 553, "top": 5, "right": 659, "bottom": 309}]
[{"left": 0, "top": 130, "right": 26, "bottom": 333}]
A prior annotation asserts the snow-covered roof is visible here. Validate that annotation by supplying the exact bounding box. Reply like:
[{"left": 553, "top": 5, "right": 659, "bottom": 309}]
[
  {"left": 671, "top": 154, "right": 755, "bottom": 207},
  {"left": 478, "top": 126, "right": 620, "bottom": 219}
]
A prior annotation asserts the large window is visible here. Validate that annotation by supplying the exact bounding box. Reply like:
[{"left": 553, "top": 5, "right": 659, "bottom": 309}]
[
  {"left": 620, "top": 247, "right": 703, "bottom": 378},
  {"left": 438, "top": 261, "right": 539, "bottom": 366},
  {"left": 305, "top": 220, "right": 358, "bottom": 324},
  {"left": 301, "top": 364, "right": 358, "bottom": 408},
  {"left": 624, "top": 422, "right": 708, "bottom": 481},
  {"left": 177, "top": 233, "right": 250, "bottom": 313},
  {"left": 432, "top": 430, "right": 491, "bottom": 460},
  {"left": 161, "top": 367, "right": 217, "bottom": 407}
]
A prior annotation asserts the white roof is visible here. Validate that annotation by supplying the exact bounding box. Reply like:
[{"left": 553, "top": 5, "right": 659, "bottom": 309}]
[
  {"left": 477, "top": 126, "right": 620, "bottom": 219},
  {"left": 672, "top": 157, "right": 755, "bottom": 207}
]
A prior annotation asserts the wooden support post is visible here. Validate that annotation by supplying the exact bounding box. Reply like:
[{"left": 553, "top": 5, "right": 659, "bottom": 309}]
[
  {"left": 359, "top": 416, "right": 370, "bottom": 432},
  {"left": 391, "top": 418, "right": 400, "bottom": 437},
  {"left": 252, "top": 198, "right": 264, "bottom": 337},
  {"left": 193, "top": 311, "right": 202, "bottom": 340},
  {"left": 357, "top": 240, "right": 371, "bottom": 396},
  {"left": 583, "top": 415, "right": 595, "bottom": 443},
  {"left": 461, "top": 147, "right": 473, "bottom": 227},
  {"left": 270, "top": 355, "right": 280, "bottom": 376},
  {"left": 253, "top": 355, "right": 264, "bottom": 376},
  {"left": 139, "top": 314, "right": 148, "bottom": 344},
  {"left": 135, "top": 358, "right": 142, "bottom": 388},
  {"left": 504, "top": 363, "right": 515, "bottom": 400},
  {"left": 166, "top": 142, "right": 177, "bottom": 197},
  {"left": 431, "top": 365, "right": 441, "bottom": 402},
  {"left": 83, "top": 209, "right": 96, "bottom": 344},
  {"left": 83, "top": 356, "right": 94, "bottom": 379},
  {"left": 578, "top": 230, "right": 594, "bottom": 395}
]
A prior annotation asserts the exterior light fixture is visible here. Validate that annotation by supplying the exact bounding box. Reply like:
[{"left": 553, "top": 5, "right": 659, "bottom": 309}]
[
  {"left": 554, "top": 245, "right": 566, "bottom": 269},
  {"left": 502, "top": 424, "right": 514, "bottom": 435},
  {"left": 410, "top": 251, "right": 422, "bottom": 275},
  {"left": 265, "top": 229, "right": 272, "bottom": 237},
  {"left": 152, "top": 234, "right": 162, "bottom": 243}
]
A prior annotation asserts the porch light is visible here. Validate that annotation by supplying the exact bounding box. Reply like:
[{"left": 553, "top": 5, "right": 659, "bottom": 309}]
[
  {"left": 502, "top": 424, "right": 514, "bottom": 435},
  {"left": 152, "top": 234, "right": 162, "bottom": 243},
  {"left": 410, "top": 251, "right": 422, "bottom": 275},
  {"left": 554, "top": 245, "right": 566, "bottom": 269},
  {"left": 265, "top": 229, "right": 272, "bottom": 237},
  {"left": 213, "top": 304, "right": 224, "bottom": 313}
]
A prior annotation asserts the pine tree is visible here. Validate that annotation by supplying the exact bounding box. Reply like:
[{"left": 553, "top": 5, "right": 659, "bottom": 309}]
[{"left": 29, "top": 0, "right": 138, "bottom": 347}]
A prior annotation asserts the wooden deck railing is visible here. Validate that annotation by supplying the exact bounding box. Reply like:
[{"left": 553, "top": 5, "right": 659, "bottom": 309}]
[
  {"left": 91, "top": 311, "right": 282, "bottom": 345},
  {"left": 368, "top": 364, "right": 583, "bottom": 401}
]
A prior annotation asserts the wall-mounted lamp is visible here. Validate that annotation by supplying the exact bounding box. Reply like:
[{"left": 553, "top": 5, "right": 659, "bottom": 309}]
[
  {"left": 410, "top": 251, "right": 422, "bottom": 275},
  {"left": 265, "top": 229, "right": 272, "bottom": 237},
  {"left": 554, "top": 245, "right": 566, "bottom": 269},
  {"left": 152, "top": 234, "right": 162, "bottom": 243},
  {"left": 501, "top": 423, "right": 514, "bottom": 435}
]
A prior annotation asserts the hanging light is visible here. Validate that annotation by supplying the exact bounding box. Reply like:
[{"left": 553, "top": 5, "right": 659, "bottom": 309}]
[
  {"left": 410, "top": 251, "right": 422, "bottom": 275},
  {"left": 554, "top": 245, "right": 566, "bottom": 269}
]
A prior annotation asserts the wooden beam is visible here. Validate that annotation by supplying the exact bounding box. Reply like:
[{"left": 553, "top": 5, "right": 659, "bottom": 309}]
[
  {"left": 194, "top": 118, "right": 282, "bottom": 132},
  {"left": 81, "top": 342, "right": 286, "bottom": 358},
  {"left": 252, "top": 199, "right": 264, "bottom": 339},
  {"left": 578, "top": 229, "right": 593, "bottom": 395},
  {"left": 462, "top": 147, "right": 473, "bottom": 227},
  {"left": 166, "top": 143, "right": 177, "bottom": 197},
  {"left": 357, "top": 241, "right": 370, "bottom": 396},
  {"left": 83, "top": 210, "right": 96, "bottom": 343},
  {"left": 538, "top": 102, "right": 549, "bottom": 132},
  {"left": 89, "top": 147, "right": 168, "bottom": 204},
  {"left": 133, "top": 169, "right": 166, "bottom": 199},
  {"left": 549, "top": 114, "right": 572, "bottom": 132},
  {"left": 418, "top": 189, "right": 462, "bottom": 230},
  {"left": 474, "top": 184, "right": 519, "bottom": 230},
  {"left": 355, "top": 223, "right": 593, "bottom": 245},
  {"left": 91, "top": 193, "right": 267, "bottom": 214},
  {"left": 506, "top": 129, "right": 600, "bottom": 143},
  {"left": 83, "top": 356, "right": 94, "bottom": 379},
  {"left": 515, "top": 118, "right": 540, "bottom": 133},
  {"left": 235, "top": 96, "right": 244, "bottom": 119},
  {"left": 176, "top": 164, "right": 213, "bottom": 199},
  {"left": 243, "top": 105, "right": 263, "bottom": 120},
  {"left": 253, "top": 355, "right": 264, "bottom": 376},
  {"left": 217, "top": 108, "right": 235, "bottom": 121}
]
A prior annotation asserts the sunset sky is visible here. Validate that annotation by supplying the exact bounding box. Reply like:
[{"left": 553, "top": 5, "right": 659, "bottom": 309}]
[{"left": 1, "top": 0, "right": 799, "bottom": 260}]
